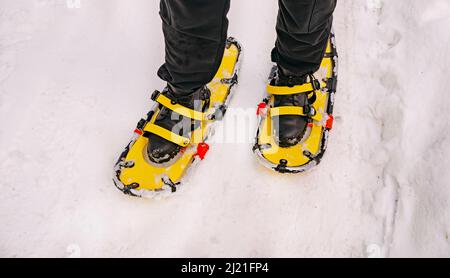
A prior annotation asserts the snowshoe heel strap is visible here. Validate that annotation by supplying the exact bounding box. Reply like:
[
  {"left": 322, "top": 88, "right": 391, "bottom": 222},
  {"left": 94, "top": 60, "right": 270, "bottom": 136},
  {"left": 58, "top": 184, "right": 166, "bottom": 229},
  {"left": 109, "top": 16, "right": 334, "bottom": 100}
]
[{"left": 144, "top": 124, "right": 190, "bottom": 147}]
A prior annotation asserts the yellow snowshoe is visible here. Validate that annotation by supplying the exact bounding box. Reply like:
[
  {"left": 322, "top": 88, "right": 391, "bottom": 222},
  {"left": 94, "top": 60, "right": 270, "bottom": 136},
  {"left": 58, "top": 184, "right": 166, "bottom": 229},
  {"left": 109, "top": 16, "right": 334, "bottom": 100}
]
[
  {"left": 253, "top": 33, "right": 338, "bottom": 173},
  {"left": 113, "top": 37, "right": 241, "bottom": 197}
]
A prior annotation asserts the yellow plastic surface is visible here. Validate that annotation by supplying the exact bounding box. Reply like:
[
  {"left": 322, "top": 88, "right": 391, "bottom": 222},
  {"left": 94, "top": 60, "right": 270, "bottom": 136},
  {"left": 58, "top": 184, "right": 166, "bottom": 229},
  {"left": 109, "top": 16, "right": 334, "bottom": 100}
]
[{"left": 267, "top": 83, "right": 314, "bottom": 95}]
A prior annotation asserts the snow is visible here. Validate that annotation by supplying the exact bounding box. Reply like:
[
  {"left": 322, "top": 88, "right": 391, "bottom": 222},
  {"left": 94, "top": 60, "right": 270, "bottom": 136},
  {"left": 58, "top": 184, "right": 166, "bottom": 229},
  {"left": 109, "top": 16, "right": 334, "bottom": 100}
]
[{"left": 0, "top": 0, "right": 449, "bottom": 258}]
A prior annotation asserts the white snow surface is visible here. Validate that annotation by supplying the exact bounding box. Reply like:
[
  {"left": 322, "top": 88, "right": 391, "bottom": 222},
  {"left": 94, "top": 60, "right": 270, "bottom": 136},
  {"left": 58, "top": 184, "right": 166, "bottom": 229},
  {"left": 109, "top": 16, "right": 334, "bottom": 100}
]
[{"left": 0, "top": 0, "right": 449, "bottom": 258}]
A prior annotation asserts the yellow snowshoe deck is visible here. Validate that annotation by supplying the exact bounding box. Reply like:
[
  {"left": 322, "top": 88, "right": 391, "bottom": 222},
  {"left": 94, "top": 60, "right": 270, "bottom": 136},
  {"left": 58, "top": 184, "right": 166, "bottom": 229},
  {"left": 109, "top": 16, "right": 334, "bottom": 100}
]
[
  {"left": 253, "top": 32, "right": 338, "bottom": 173},
  {"left": 113, "top": 37, "right": 241, "bottom": 197}
]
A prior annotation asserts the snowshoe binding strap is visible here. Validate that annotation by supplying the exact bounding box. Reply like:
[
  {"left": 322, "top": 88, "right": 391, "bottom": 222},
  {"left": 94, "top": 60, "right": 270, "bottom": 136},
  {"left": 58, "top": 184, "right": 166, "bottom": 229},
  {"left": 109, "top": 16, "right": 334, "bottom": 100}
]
[
  {"left": 267, "top": 76, "right": 324, "bottom": 122},
  {"left": 151, "top": 90, "right": 206, "bottom": 121},
  {"left": 270, "top": 106, "right": 323, "bottom": 122},
  {"left": 143, "top": 89, "right": 209, "bottom": 148},
  {"left": 266, "top": 78, "right": 320, "bottom": 96},
  {"left": 144, "top": 123, "right": 190, "bottom": 147}
]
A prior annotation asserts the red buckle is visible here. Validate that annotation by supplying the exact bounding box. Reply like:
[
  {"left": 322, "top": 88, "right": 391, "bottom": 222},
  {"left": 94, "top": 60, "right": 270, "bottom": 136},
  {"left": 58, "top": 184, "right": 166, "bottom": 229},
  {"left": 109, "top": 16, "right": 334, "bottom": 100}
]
[
  {"left": 257, "top": 102, "right": 267, "bottom": 116},
  {"left": 134, "top": 129, "right": 143, "bottom": 136},
  {"left": 195, "top": 143, "right": 210, "bottom": 160},
  {"left": 326, "top": 115, "right": 334, "bottom": 130}
]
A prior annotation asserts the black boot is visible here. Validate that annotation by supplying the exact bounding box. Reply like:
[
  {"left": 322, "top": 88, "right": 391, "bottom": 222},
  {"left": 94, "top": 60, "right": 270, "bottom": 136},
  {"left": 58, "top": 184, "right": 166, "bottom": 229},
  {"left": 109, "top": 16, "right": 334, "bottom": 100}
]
[
  {"left": 272, "top": 68, "right": 310, "bottom": 148},
  {"left": 147, "top": 85, "right": 210, "bottom": 164}
]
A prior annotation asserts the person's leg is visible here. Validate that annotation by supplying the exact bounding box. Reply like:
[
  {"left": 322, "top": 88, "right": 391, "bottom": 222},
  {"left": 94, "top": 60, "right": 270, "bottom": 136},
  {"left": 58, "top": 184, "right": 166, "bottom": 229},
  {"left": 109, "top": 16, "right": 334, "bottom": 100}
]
[
  {"left": 269, "top": 0, "right": 337, "bottom": 148},
  {"left": 148, "top": 0, "right": 230, "bottom": 162},
  {"left": 272, "top": 0, "right": 337, "bottom": 76},
  {"left": 158, "top": 0, "right": 231, "bottom": 94}
]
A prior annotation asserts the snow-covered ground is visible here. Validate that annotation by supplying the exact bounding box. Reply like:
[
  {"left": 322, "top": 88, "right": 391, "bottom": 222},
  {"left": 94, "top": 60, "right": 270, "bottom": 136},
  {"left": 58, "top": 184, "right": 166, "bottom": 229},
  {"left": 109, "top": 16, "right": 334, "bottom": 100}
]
[{"left": 0, "top": 0, "right": 449, "bottom": 258}]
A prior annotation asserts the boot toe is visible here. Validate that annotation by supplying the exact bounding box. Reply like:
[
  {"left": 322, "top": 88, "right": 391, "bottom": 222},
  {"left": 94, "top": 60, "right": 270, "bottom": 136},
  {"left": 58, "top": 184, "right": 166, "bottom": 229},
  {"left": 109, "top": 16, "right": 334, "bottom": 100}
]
[
  {"left": 274, "top": 115, "right": 307, "bottom": 147},
  {"left": 147, "top": 134, "right": 180, "bottom": 163}
]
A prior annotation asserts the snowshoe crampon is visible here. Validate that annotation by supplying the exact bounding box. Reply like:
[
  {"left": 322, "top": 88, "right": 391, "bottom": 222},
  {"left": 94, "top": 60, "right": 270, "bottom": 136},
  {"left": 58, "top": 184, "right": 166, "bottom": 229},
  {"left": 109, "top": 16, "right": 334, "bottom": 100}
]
[
  {"left": 253, "top": 33, "right": 338, "bottom": 174},
  {"left": 113, "top": 37, "right": 241, "bottom": 197}
]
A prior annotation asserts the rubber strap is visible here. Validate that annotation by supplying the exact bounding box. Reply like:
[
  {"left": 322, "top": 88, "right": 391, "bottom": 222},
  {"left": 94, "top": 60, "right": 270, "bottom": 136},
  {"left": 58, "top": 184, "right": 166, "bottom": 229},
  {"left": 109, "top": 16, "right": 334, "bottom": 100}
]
[
  {"left": 270, "top": 106, "right": 306, "bottom": 117},
  {"left": 270, "top": 106, "right": 323, "bottom": 122},
  {"left": 144, "top": 124, "right": 190, "bottom": 147},
  {"left": 267, "top": 83, "right": 315, "bottom": 95},
  {"left": 155, "top": 94, "right": 204, "bottom": 121}
]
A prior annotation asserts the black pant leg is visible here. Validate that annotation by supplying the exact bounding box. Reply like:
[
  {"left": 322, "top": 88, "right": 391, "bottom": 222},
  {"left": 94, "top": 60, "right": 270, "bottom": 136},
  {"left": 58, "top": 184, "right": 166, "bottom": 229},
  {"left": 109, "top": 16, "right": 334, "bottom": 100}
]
[
  {"left": 272, "top": 0, "right": 337, "bottom": 76},
  {"left": 158, "top": 0, "right": 230, "bottom": 94}
]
